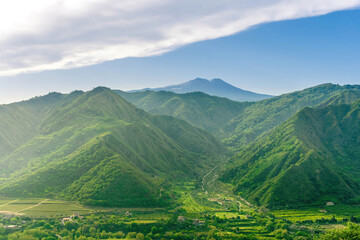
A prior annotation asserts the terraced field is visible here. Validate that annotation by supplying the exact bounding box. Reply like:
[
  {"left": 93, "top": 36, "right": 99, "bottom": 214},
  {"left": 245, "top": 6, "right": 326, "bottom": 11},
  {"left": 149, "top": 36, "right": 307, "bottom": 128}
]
[
  {"left": 0, "top": 179, "right": 357, "bottom": 240},
  {"left": 179, "top": 193, "right": 217, "bottom": 213},
  {"left": 272, "top": 205, "right": 360, "bottom": 222}
]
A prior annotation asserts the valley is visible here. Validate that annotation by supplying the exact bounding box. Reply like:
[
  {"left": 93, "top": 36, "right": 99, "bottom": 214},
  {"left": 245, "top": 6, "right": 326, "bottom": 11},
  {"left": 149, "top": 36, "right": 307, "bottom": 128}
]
[
  {"left": 0, "top": 83, "right": 360, "bottom": 239},
  {"left": 0, "top": 1, "right": 359, "bottom": 238},
  {"left": 0, "top": 177, "right": 359, "bottom": 239}
]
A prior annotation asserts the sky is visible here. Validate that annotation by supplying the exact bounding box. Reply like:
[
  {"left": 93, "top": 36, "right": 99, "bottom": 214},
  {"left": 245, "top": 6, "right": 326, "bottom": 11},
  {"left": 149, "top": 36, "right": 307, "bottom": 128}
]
[{"left": 0, "top": 0, "right": 359, "bottom": 104}]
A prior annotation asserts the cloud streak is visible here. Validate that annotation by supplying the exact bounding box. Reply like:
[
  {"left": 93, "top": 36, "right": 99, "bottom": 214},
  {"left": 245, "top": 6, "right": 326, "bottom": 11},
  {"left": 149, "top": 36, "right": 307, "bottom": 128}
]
[{"left": 0, "top": 0, "right": 359, "bottom": 76}]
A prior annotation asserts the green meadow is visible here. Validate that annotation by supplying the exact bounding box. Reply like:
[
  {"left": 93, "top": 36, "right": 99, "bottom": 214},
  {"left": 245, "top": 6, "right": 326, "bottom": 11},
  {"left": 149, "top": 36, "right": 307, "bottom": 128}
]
[
  {"left": 0, "top": 182, "right": 359, "bottom": 239},
  {"left": 0, "top": 196, "right": 171, "bottom": 220},
  {"left": 0, "top": 198, "right": 92, "bottom": 217},
  {"left": 272, "top": 204, "right": 360, "bottom": 222}
]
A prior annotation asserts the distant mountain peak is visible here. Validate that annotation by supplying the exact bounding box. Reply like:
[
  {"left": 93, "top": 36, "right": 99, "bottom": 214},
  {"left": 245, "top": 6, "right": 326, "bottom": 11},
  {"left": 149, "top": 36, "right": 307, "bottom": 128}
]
[
  {"left": 210, "top": 78, "right": 226, "bottom": 83},
  {"left": 192, "top": 77, "right": 208, "bottom": 81},
  {"left": 129, "top": 78, "right": 273, "bottom": 102}
]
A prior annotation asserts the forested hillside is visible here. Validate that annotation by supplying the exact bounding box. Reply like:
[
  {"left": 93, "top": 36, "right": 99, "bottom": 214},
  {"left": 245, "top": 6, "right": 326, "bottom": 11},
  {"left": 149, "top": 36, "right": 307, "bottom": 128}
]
[
  {"left": 222, "top": 96, "right": 360, "bottom": 208},
  {"left": 116, "top": 90, "right": 251, "bottom": 137},
  {"left": 0, "top": 88, "right": 226, "bottom": 207},
  {"left": 119, "top": 84, "right": 360, "bottom": 151},
  {"left": 223, "top": 84, "right": 360, "bottom": 149}
]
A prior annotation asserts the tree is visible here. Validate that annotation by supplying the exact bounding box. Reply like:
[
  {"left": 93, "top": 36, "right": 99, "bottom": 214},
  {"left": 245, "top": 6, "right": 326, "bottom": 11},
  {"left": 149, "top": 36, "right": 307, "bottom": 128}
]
[
  {"left": 89, "top": 227, "right": 96, "bottom": 237},
  {"left": 126, "top": 232, "right": 138, "bottom": 239},
  {"left": 320, "top": 222, "right": 360, "bottom": 239},
  {"left": 151, "top": 226, "right": 158, "bottom": 234},
  {"left": 64, "top": 221, "right": 79, "bottom": 231},
  {"left": 25, "top": 229, "right": 48, "bottom": 240},
  {"left": 43, "top": 223, "right": 53, "bottom": 230},
  {"left": 44, "top": 237, "right": 56, "bottom": 240},
  {"left": 136, "top": 233, "right": 145, "bottom": 240}
]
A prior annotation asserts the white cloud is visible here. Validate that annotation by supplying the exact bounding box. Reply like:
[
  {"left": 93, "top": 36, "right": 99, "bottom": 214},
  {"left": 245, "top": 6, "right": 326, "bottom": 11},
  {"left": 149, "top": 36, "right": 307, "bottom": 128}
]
[{"left": 0, "top": 0, "right": 359, "bottom": 76}]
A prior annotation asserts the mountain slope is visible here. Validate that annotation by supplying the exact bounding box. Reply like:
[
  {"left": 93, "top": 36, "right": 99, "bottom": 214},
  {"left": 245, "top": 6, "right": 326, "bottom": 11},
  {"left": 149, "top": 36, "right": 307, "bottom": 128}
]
[
  {"left": 0, "top": 88, "right": 226, "bottom": 207},
  {"left": 0, "top": 92, "right": 82, "bottom": 159},
  {"left": 122, "top": 84, "right": 360, "bottom": 150},
  {"left": 221, "top": 99, "right": 360, "bottom": 208},
  {"left": 224, "top": 84, "right": 360, "bottom": 149},
  {"left": 116, "top": 90, "right": 252, "bottom": 137},
  {"left": 131, "top": 78, "right": 273, "bottom": 102}
]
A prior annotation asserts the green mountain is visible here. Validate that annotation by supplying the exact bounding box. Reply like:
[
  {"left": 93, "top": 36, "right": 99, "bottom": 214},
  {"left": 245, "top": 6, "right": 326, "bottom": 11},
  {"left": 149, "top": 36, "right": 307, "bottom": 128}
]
[
  {"left": 0, "top": 92, "right": 82, "bottom": 160},
  {"left": 116, "top": 90, "right": 251, "bottom": 137},
  {"left": 224, "top": 84, "right": 360, "bottom": 149},
  {"left": 318, "top": 89, "right": 360, "bottom": 108},
  {"left": 118, "top": 84, "right": 360, "bottom": 151},
  {"left": 0, "top": 87, "right": 226, "bottom": 207},
  {"left": 221, "top": 96, "right": 360, "bottom": 208}
]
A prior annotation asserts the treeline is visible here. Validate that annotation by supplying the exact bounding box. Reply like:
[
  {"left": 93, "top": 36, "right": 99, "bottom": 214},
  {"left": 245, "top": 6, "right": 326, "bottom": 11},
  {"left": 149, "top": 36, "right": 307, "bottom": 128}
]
[{"left": 2, "top": 211, "right": 360, "bottom": 240}]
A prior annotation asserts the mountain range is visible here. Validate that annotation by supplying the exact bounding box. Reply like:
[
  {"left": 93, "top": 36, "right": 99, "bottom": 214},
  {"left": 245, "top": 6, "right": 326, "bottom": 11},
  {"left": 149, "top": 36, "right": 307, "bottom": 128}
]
[
  {"left": 0, "top": 87, "right": 226, "bottom": 207},
  {"left": 116, "top": 90, "right": 251, "bottom": 138},
  {"left": 119, "top": 83, "right": 360, "bottom": 150},
  {"left": 1, "top": 82, "right": 360, "bottom": 209},
  {"left": 130, "top": 78, "right": 273, "bottom": 102},
  {"left": 223, "top": 84, "right": 360, "bottom": 149},
  {"left": 222, "top": 92, "right": 360, "bottom": 207},
  {"left": 118, "top": 84, "right": 360, "bottom": 207}
]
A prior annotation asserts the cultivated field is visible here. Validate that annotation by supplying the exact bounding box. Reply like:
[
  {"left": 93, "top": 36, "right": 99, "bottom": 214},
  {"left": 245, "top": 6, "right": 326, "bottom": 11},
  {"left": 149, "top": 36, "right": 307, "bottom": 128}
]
[
  {"left": 0, "top": 198, "right": 92, "bottom": 217},
  {"left": 272, "top": 204, "right": 360, "bottom": 222}
]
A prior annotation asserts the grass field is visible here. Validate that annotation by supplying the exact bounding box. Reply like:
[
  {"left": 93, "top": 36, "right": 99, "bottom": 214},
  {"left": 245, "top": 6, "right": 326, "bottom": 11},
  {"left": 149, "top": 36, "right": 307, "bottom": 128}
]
[
  {"left": 0, "top": 185, "right": 358, "bottom": 240},
  {"left": 22, "top": 199, "right": 92, "bottom": 217},
  {"left": 272, "top": 204, "right": 360, "bottom": 222},
  {"left": 0, "top": 186, "right": 356, "bottom": 240},
  {"left": 0, "top": 197, "right": 169, "bottom": 218},
  {"left": 214, "top": 211, "right": 245, "bottom": 218},
  {"left": 179, "top": 193, "right": 217, "bottom": 213},
  {"left": 0, "top": 198, "right": 93, "bottom": 217}
]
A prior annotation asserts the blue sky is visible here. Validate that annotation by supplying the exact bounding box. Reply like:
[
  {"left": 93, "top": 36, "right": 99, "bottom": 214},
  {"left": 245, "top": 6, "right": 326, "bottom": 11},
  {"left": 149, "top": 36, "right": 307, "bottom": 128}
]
[{"left": 0, "top": 6, "right": 359, "bottom": 103}]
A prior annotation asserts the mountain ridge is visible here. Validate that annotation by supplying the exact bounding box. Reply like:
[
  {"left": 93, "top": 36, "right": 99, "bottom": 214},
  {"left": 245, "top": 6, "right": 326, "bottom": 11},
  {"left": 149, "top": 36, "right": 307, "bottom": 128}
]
[
  {"left": 221, "top": 96, "right": 360, "bottom": 208},
  {"left": 223, "top": 84, "right": 360, "bottom": 149},
  {"left": 119, "top": 83, "right": 360, "bottom": 150},
  {"left": 116, "top": 90, "right": 252, "bottom": 138},
  {"left": 0, "top": 87, "right": 226, "bottom": 207}
]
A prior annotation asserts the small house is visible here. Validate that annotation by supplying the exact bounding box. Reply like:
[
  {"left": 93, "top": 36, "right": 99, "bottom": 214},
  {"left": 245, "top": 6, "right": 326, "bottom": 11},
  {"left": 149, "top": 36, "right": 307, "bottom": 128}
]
[
  {"left": 71, "top": 212, "right": 83, "bottom": 219},
  {"left": 62, "top": 218, "right": 72, "bottom": 224},
  {"left": 192, "top": 219, "right": 205, "bottom": 226},
  {"left": 177, "top": 216, "right": 186, "bottom": 223},
  {"left": 4, "top": 225, "right": 19, "bottom": 229}
]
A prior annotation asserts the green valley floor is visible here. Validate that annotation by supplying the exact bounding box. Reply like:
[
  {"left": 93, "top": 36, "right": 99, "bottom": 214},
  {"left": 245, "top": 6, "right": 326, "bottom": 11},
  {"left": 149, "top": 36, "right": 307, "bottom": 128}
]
[{"left": 0, "top": 171, "right": 359, "bottom": 240}]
